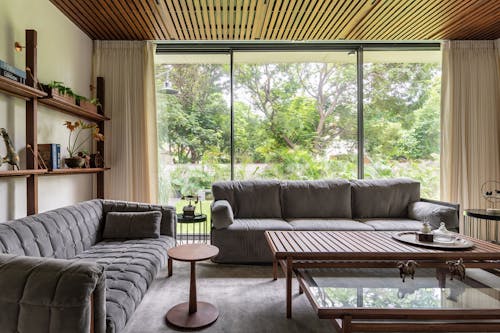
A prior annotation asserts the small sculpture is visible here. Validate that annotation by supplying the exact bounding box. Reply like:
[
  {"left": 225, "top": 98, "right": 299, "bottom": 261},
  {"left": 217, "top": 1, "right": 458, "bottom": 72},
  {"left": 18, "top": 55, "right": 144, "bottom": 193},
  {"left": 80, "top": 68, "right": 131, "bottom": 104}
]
[
  {"left": 446, "top": 258, "right": 466, "bottom": 281},
  {"left": 397, "top": 260, "right": 418, "bottom": 282},
  {"left": 77, "top": 152, "right": 91, "bottom": 168},
  {"left": 0, "top": 128, "right": 20, "bottom": 170},
  {"left": 481, "top": 181, "right": 500, "bottom": 212}
]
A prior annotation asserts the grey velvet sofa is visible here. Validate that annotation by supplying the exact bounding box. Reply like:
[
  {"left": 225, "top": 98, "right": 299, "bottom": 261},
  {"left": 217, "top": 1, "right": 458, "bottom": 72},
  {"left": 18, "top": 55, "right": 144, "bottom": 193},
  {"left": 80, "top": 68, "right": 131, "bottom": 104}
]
[
  {"left": 210, "top": 178, "right": 459, "bottom": 263},
  {"left": 0, "top": 199, "right": 176, "bottom": 333}
]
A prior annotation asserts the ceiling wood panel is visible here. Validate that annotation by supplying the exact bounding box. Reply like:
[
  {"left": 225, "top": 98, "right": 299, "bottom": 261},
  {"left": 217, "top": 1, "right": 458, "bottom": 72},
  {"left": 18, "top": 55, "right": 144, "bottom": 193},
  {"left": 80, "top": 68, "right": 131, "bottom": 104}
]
[{"left": 50, "top": 0, "right": 500, "bottom": 40}]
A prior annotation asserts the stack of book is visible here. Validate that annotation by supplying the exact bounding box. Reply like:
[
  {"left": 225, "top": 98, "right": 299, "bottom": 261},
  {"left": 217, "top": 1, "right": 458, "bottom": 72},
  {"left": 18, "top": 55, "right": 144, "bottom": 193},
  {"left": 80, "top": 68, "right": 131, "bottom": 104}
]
[
  {"left": 38, "top": 144, "right": 61, "bottom": 170},
  {"left": 0, "top": 60, "right": 26, "bottom": 84}
]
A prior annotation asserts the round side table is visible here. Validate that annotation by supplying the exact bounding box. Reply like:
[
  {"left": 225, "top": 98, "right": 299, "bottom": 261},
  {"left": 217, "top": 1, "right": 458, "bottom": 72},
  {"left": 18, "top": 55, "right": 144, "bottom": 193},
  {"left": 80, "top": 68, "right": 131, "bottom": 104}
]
[
  {"left": 176, "top": 214, "right": 208, "bottom": 244},
  {"left": 464, "top": 209, "right": 500, "bottom": 242},
  {"left": 166, "top": 244, "right": 219, "bottom": 329}
]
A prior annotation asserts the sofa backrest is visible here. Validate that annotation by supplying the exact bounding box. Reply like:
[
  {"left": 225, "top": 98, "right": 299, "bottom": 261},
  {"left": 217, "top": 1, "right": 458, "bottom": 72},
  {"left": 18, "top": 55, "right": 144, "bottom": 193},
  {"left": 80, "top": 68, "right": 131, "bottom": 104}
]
[
  {"left": 212, "top": 180, "right": 282, "bottom": 218},
  {"left": 0, "top": 199, "right": 103, "bottom": 259},
  {"left": 281, "top": 180, "right": 352, "bottom": 218},
  {"left": 350, "top": 178, "right": 420, "bottom": 218}
]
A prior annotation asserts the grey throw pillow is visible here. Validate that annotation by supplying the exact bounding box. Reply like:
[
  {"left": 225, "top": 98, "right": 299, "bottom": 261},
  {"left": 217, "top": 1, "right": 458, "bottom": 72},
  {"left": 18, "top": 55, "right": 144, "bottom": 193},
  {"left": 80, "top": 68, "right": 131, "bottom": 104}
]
[
  {"left": 211, "top": 200, "right": 234, "bottom": 229},
  {"left": 103, "top": 211, "right": 161, "bottom": 239}
]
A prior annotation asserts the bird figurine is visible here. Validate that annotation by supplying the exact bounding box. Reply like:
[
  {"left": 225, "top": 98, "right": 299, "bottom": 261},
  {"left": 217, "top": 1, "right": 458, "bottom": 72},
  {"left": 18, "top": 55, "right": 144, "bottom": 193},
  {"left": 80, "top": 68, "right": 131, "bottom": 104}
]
[
  {"left": 397, "top": 260, "right": 418, "bottom": 282},
  {"left": 1, "top": 128, "right": 20, "bottom": 170},
  {"left": 446, "top": 258, "right": 466, "bottom": 281}
]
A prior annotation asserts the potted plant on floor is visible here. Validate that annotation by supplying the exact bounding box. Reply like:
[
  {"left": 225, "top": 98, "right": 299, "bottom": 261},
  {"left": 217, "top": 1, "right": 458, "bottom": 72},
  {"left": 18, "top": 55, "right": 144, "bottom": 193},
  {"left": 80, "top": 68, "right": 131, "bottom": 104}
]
[{"left": 64, "top": 120, "right": 104, "bottom": 168}]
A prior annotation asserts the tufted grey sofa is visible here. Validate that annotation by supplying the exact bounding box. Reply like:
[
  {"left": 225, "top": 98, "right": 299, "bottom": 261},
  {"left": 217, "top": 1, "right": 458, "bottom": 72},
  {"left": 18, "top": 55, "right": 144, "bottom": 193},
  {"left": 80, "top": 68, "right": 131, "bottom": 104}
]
[
  {"left": 0, "top": 199, "right": 176, "bottom": 333},
  {"left": 211, "top": 178, "right": 459, "bottom": 263}
]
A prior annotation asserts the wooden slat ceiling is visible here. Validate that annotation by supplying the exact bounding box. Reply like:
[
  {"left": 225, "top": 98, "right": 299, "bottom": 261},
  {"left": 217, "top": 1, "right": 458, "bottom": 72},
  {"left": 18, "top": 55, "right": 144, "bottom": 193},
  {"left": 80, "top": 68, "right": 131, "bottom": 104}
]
[{"left": 50, "top": 0, "right": 500, "bottom": 41}]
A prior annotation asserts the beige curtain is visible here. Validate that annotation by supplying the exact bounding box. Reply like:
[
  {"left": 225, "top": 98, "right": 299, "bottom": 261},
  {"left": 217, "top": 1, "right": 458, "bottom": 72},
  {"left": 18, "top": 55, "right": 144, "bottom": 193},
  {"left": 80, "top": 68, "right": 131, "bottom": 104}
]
[
  {"left": 441, "top": 40, "right": 500, "bottom": 235},
  {"left": 92, "top": 41, "right": 158, "bottom": 203}
]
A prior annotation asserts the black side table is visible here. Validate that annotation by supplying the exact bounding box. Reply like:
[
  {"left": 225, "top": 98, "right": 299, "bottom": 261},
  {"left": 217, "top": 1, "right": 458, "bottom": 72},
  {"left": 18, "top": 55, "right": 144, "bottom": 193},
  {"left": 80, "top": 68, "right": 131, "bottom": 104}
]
[
  {"left": 464, "top": 209, "right": 500, "bottom": 242},
  {"left": 176, "top": 214, "right": 208, "bottom": 244}
]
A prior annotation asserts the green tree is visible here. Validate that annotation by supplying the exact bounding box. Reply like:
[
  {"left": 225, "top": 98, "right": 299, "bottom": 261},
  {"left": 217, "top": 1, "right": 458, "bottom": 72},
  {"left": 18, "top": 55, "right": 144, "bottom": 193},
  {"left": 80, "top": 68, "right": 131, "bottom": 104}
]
[{"left": 156, "top": 64, "right": 230, "bottom": 163}]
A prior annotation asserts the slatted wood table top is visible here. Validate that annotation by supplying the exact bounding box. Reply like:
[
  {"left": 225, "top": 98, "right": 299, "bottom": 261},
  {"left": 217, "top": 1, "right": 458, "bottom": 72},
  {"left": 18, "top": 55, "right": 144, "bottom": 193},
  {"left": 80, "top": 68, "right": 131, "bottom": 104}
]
[{"left": 265, "top": 231, "right": 500, "bottom": 261}]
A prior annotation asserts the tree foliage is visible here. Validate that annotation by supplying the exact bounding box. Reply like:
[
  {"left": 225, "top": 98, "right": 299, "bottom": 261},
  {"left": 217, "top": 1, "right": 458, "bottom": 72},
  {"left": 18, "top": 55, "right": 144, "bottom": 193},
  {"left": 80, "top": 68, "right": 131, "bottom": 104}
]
[{"left": 156, "top": 59, "right": 441, "bottom": 199}]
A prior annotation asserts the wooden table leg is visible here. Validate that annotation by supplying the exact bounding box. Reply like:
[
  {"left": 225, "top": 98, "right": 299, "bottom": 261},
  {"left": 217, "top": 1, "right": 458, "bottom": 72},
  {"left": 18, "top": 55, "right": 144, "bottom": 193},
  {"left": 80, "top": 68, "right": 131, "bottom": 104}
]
[
  {"left": 273, "top": 258, "right": 278, "bottom": 280},
  {"left": 168, "top": 257, "right": 173, "bottom": 277},
  {"left": 342, "top": 315, "right": 352, "bottom": 333},
  {"left": 286, "top": 257, "right": 292, "bottom": 318},
  {"left": 189, "top": 261, "right": 197, "bottom": 313}
]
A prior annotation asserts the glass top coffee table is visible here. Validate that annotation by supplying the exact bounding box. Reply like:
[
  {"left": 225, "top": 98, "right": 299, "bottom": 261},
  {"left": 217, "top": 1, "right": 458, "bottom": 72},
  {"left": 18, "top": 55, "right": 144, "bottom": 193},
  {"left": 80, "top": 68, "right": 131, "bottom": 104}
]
[{"left": 296, "top": 267, "right": 500, "bottom": 332}]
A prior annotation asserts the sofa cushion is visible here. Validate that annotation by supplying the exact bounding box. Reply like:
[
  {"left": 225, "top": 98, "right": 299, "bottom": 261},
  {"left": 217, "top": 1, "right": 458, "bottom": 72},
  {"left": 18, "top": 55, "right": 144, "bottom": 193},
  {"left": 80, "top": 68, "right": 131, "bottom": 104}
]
[
  {"left": 234, "top": 180, "right": 282, "bottom": 218},
  {"left": 212, "top": 180, "right": 282, "bottom": 218},
  {"left": 281, "top": 180, "right": 352, "bottom": 218},
  {"left": 359, "top": 218, "right": 423, "bottom": 231},
  {"left": 408, "top": 201, "right": 459, "bottom": 231},
  {"left": 351, "top": 178, "right": 420, "bottom": 218},
  {"left": 103, "top": 211, "right": 161, "bottom": 239},
  {"left": 212, "top": 181, "right": 237, "bottom": 214},
  {"left": 288, "top": 218, "right": 374, "bottom": 231},
  {"left": 74, "top": 236, "right": 174, "bottom": 333},
  {"left": 211, "top": 200, "right": 234, "bottom": 230},
  {"left": 225, "top": 218, "right": 292, "bottom": 231},
  {"left": 102, "top": 200, "right": 176, "bottom": 237}
]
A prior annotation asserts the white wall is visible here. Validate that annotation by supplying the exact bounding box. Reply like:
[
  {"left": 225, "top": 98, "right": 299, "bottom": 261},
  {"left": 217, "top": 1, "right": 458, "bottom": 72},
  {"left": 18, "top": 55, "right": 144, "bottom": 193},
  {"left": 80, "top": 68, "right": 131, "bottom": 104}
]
[{"left": 0, "top": 0, "right": 94, "bottom": 220}]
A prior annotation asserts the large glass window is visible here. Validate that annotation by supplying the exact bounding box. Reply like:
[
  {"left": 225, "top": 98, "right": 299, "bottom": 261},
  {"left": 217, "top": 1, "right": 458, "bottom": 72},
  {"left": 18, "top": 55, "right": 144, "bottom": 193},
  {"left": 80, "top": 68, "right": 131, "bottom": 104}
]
[
  {"left": 233, "top": 51, "right": 358, "bottom": 180},
  {"left": 155, "top": 53, "right": 230, "bottom": 210},
  {"left": 363, "top": 51, "right": 441, "bottom": 198},
  {"left": 155, "top": 46, "right": 442, "bottom": 237}
]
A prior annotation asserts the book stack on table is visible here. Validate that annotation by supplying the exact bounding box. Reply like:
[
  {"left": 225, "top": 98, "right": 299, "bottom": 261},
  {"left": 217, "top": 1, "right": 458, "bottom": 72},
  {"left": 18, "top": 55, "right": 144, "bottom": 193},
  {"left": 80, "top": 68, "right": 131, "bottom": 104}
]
[{"left": 0, "top": 60, "right": 26, "bottom": 84}]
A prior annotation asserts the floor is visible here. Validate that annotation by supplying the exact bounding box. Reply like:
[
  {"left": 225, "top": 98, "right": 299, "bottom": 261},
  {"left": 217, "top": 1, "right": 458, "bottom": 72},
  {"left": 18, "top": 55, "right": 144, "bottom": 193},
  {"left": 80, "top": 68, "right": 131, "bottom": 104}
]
[{"left": 122, "top": 261, "right": 332, "bottom": 333}]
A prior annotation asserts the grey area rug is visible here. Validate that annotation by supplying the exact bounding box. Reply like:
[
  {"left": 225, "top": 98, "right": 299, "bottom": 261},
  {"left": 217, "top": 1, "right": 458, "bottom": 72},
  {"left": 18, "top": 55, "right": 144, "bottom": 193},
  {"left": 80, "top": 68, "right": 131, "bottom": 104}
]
[{"left": 122, "top": 262, "right": 332, "bottom": 333}]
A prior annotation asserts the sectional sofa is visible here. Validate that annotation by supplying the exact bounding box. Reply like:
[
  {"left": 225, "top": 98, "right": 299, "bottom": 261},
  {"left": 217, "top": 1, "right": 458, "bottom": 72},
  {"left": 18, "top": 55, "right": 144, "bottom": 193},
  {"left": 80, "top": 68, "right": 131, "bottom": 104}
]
[
  {"left": 210, "top": 178, "right": 459, "bottom": 263},
  {"left": 0, "top": 199, "right": 176, "bottom": 333}
]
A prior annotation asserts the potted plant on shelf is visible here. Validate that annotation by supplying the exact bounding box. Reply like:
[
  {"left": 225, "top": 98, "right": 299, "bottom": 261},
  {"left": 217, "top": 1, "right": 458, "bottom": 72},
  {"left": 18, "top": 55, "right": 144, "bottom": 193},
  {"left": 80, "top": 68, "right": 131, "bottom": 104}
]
[
  {"left": 41, "top": 81, "right": 76, "bottom": 104},
  {"left": 64, "top": 120, "right": 104, "bottom": 168},
  {"left": 75, "top": 95, "right": 101, "bottom": 114}
]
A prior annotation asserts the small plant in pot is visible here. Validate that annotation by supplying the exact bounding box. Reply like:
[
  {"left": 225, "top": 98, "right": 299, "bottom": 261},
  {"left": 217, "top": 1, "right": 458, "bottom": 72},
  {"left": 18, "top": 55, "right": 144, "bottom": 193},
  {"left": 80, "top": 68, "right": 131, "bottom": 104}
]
[{"left": 64, "top": 120, "right": 104, "bottom": 168}]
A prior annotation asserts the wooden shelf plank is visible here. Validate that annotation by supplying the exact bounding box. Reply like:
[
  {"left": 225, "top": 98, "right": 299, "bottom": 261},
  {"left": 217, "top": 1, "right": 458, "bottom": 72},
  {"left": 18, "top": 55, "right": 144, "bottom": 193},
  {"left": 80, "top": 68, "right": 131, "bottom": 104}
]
[
  {"left": 0, "top": 76, "right": 47, "bottom": 100},
  {"left": 0, "top": 169, "right": 48, "bottom": 177},
  {"left": 39, "top": 97, "right": 110, "bottom": 122},
  {"left": 43, "top": 167, "right": 110, "bottom": 176}
]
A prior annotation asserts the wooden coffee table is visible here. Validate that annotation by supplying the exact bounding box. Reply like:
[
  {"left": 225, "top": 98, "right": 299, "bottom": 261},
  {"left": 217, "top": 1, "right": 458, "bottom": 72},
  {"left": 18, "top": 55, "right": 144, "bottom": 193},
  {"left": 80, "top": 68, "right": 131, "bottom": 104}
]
[
  {"left": 166, "top": 243, "right": 219, "bottom": 329},
  {"left": 264, "top": 230, "right": 500, "bottom": 319}
]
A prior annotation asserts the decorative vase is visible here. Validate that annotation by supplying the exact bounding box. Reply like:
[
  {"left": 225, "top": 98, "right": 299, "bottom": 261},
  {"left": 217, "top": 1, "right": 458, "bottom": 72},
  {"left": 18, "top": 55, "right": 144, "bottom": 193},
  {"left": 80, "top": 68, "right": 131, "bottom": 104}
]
[{"left": 64, "top": 156, "right": 85, "bottom": 168}]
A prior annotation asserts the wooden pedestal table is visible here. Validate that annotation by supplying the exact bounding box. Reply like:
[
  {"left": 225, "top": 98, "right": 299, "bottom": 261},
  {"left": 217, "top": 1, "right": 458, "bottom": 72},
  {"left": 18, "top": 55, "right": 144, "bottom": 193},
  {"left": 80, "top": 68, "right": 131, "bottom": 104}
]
[{"left": 166, "top": 244, "right": 219, "bottom": 329}]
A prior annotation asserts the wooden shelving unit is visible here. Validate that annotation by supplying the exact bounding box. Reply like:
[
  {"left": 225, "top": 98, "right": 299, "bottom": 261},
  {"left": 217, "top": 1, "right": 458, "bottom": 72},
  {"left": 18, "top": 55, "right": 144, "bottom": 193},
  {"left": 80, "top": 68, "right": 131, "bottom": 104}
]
[
  {"left": 0, "top": 29, "right": 110, "bottom": 215},
  {"left": 39, "top": 97, "right": 109, "bottom": 122},
  {"left": 0, "top": 169, "right": 48, "bottom": 177},
  {"left": 44, "top": 168, "right": 110, "bottom": 176},
  {"left": 0, "top": 76, "right": 47, "bottom": 100}
]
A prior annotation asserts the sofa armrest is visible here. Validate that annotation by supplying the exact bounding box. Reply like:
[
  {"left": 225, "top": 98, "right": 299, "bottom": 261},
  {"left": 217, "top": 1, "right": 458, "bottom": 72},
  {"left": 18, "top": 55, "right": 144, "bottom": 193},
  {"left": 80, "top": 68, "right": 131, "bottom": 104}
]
[
  {"left": 102, "top": 200, "right": 177, "bottom": 238},
  {"left": 0, "top": 254, "right": 106, "bottom": 333},
  {"left": 211, "top": 200, "right": 234, "bottom": 229},
  {"left": 408, "top": 199, "right": 460, "bottom": 231}
]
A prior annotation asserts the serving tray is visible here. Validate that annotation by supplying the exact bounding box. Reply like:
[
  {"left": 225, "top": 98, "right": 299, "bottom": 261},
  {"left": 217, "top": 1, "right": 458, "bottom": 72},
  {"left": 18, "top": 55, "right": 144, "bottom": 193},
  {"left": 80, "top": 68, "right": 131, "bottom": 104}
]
[{"left": 392, "top": 231, "right": 475, "bottom": 250}]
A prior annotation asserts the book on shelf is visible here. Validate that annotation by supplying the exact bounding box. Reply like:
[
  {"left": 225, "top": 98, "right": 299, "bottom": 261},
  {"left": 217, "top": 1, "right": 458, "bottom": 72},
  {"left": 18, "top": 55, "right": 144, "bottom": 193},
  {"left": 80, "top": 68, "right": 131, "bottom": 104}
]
[
  {"left": 38, "top": 144, "right": 61, "bottom": 170},
  {"left": 0, "top": 60, "right": 26, "bottom": 84}
]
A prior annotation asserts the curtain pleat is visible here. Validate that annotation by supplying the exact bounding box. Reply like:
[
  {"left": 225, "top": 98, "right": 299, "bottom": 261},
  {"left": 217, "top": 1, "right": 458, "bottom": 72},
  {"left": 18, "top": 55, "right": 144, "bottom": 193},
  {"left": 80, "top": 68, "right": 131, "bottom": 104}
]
[
  {"left": 441, "top": 40, "right": 500, "bottom": 237},
  {"left": 92, "top": 41, "right": 158, "bottom": 203}
]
